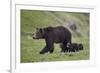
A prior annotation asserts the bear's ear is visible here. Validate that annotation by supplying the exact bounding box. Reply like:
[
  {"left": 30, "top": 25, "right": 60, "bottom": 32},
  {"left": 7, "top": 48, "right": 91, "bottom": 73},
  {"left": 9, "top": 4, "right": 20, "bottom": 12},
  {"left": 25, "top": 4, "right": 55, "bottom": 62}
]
[
  {"left": 39, "top": 28, "right": 44, "bottom": 33},
  {"left": 36, "top": 27, "right": 41, "bottom": 31},
  {"left": 39, "top": 28, "right": 45, "bottom": 35},
  {"left": 36, "top": 27, "right": 44, "bottom": 34}
]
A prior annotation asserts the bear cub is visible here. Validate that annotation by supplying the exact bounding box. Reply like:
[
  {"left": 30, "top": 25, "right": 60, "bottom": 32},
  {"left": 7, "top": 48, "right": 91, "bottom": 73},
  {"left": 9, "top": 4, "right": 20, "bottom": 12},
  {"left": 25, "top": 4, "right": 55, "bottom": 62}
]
[{"left": 66, "top": 43, "right": 83, "bottom": 52}]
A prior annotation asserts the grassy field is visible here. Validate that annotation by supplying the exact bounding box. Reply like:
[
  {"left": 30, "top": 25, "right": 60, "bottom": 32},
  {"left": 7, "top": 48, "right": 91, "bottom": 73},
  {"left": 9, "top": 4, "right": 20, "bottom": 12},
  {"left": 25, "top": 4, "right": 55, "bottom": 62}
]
[{"left": 21, "top": 10, "right": 90, "bottom": 63}]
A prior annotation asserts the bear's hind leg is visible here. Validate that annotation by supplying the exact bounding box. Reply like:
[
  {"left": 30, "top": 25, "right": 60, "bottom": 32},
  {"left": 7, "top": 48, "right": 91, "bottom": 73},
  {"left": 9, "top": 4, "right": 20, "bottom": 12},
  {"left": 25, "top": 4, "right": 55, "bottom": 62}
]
[
  {"left": 60, "top": 43, "right": 67, "bottom": 53},
  {"left": 49, "top": 45, "right": 54, "bottom": 53}
]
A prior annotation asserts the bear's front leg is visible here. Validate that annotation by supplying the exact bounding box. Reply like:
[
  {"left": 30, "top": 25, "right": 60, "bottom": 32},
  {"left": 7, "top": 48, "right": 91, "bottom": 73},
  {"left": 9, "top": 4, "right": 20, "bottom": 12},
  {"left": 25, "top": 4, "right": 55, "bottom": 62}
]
[
  {"left": 40, "top": 38, "right": 54, "bottom": 54},
  {"left": 40, "top": 46, "right": 50, "bottom": 54}
]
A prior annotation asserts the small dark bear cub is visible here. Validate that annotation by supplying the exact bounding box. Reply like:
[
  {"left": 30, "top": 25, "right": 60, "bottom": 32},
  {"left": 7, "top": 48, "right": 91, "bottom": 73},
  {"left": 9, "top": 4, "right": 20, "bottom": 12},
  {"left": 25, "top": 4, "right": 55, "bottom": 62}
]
[
  {"left": 33, "top": 26, "right": 72, "bottom": 54},
  {"left": 66, "top": 43, "right": 83, "bottom": 52}
]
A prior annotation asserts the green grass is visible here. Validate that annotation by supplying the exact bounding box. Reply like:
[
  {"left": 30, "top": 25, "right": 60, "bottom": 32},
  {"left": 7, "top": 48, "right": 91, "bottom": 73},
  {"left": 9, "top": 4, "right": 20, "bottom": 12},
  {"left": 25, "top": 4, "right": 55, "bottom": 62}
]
[{"left": 21, "top": 10, "right": 90, "bottom": 63}]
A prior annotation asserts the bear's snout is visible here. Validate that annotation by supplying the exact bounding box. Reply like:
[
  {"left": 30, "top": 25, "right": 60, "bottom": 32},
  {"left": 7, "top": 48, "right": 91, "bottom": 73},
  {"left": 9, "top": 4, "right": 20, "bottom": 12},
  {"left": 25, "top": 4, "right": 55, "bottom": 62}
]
[
  {"left": 32, "top": 36, "right": 35, "bottom": 39},
  {"left": 32, "top": 33, "right": 36, "bottom": 39},
  {"left": 33, "top": 36, "right": 39, "bottom": 39},
  {"left": 32, "top": 33, "right": 38, "bottom": 39}
]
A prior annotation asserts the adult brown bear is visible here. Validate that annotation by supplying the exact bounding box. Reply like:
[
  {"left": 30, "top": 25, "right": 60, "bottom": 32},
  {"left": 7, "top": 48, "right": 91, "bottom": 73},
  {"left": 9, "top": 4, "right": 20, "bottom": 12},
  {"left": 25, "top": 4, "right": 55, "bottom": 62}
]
[{"left": 33, "top": 26, "right": 72, "bottom": 54}]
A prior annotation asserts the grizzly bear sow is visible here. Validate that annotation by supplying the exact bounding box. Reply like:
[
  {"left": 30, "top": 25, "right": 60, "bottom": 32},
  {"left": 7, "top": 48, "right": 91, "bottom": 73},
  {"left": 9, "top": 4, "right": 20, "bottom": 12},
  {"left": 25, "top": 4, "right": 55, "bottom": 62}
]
[{"left": 33, "top": 26, "right": 72, "bottom": 54}]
